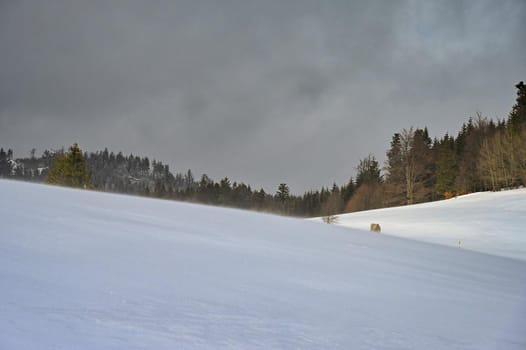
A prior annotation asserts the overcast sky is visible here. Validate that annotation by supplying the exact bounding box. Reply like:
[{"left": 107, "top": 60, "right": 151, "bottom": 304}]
[{"left": 1, "top": 0, "right": 525, "bottom": 192}]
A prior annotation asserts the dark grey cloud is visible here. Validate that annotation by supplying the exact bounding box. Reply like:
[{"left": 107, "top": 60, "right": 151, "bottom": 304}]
[{"left": 1, "top": 0, "right": 525, "bottom": 192}]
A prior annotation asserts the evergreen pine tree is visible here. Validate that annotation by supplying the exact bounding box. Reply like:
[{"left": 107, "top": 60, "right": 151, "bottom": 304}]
[
  {"left": 46, "top": 143, "right": 91, "bottom": 188},
  {"left": 276, "top": 183, "right": 290, "bottom": 213},
  {"left": 508, "top": 81, "right": 526, "bottom": 133},
  {"left": 0, "top": 148, "right": 10, "bottom": 177},
  {"left": 384, "top": 133, "right": 406, "bottom": 205},
  {"left": 356, "top": 154, "right": 382, "bottom": 187},
  {"left": 276, "top": 183, "right": 290, "bottom": 201},
  {"left": 341, "top": 177, "right": 355, "bottom": 205},
  {"left": 434, "top": 137, "right": 457, "bottom": 198}
]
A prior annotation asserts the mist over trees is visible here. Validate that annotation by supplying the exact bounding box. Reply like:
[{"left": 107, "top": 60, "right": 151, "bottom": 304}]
[{"left": 1, "top": 82, "right": 525, "bottom": 217}]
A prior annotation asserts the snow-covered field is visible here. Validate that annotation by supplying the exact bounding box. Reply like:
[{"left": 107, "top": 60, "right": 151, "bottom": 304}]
[
  {"left": 1, "top": 180, "right": 525, "bottom": 349},
  {"left": 320, "top": 189, "right": 526, "bottom": 261}
]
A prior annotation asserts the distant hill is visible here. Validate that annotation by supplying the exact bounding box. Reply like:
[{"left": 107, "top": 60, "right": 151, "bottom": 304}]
[{"left": 316, "top": 188, "right": 526, "bottom": 260}]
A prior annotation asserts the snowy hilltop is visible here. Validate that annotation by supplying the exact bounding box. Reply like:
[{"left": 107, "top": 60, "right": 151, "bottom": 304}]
[
  {"left": 316, "top": 188, "right": 526, "bottom": 261},
  {"left": 1, "top": 180, "right": 525, "bottom": 349}
]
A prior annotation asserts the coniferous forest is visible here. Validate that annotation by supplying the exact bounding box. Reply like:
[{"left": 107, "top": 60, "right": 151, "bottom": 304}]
[{"left": 1, "top": 82, "right": 525, "bottom": 218}]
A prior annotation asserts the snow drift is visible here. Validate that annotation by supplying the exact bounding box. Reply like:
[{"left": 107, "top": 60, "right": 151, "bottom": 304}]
[{"left": 1, "top": 180, "right": 525, "bottom": 349}]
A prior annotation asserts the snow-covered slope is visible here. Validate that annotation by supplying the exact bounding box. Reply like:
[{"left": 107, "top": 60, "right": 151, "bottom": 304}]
[
  {"left": 320, "top": 189, "right": 526, "bottom": 261},
  {"left": 1, "top": 180, "right": 525, "bottom": 349}
]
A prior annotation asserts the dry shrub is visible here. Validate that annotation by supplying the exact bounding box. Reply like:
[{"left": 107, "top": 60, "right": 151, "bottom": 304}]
[
  {"left": 444, "top": 191, "right": 456, "bottom": 199},
  {"left": 345, "top": 183, "right": 383, "bottom": 212}
]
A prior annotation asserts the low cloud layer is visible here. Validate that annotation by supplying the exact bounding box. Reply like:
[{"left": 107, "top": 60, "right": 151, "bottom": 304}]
[{"left": 1, "top": 0, "right": 525, "bottom": 192}]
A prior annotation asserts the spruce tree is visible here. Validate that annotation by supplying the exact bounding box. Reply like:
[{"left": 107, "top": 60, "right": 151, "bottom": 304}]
[
  {"left": 276, "top": 183, "right": 290, "bottom": 213},
  {"left": 0, "top": 148, "right": 10, "bottom": 177},
  {"left": 356, "top": 155, "right": 382, "bottom": 186},
  {"left": 341, "top": 177, "right": 355, "bottom": 205},
  {"left": 276, "top": 183, "right": 290, "bottom": 201},
  {"left": 46, "top": 143, "right": 91, "bottom": 188},
  {"left": 384, "top": 133, "right": 406, "bottom": 205},
  {"left": 508, "top": 81, "right": 526, "bottom": 133},
  {"left": 434, "top": 137, "right": 457, "bottom": 198}
]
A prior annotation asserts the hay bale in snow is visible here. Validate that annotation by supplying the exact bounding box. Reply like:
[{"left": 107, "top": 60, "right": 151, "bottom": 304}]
[{"left": 370, "top": 223, "right": 381, "bottom": 233}]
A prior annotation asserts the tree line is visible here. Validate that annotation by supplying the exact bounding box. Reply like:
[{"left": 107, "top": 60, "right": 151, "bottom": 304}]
[
  {"left": 346, "top": 81, "right": 526, "bottom": 212},
  {"left": 0, "top": 143, "right": 352, "bottom": 217},
  {"left": 1, "top": 81, "right": 524, "bottom": 218}
]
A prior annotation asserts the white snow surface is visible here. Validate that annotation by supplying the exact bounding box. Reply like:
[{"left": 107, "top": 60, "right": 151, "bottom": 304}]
[
  {"left": 318, "top": 189, "right": 526, "bottom": 261},
  {"left": 1, "top": 180, "right": 525, "bottom": 349}
]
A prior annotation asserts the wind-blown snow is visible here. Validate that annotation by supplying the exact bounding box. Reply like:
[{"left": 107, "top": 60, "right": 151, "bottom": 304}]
[
  {"left": 320, "top": 189, "right": 526, "bottom": 261},
  {"left": 1, "top": 180, "right": 525, "bottom": 349}
]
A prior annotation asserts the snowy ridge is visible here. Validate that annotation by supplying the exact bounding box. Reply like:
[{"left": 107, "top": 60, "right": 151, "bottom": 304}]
[
  {"left": 319, "top": 188, "right": 526, "bottom": 261},
  {"left": 1, "top": 180, "right": 525, "bottom": 349}
]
